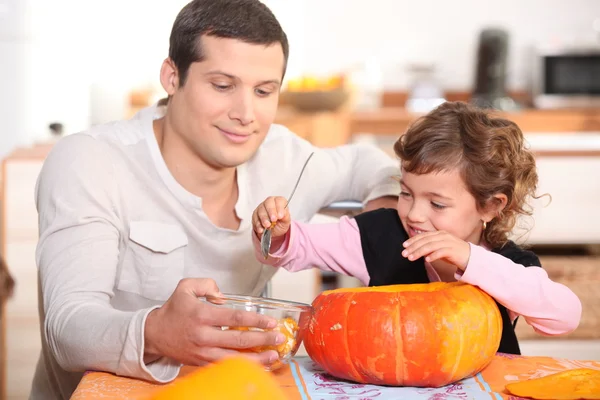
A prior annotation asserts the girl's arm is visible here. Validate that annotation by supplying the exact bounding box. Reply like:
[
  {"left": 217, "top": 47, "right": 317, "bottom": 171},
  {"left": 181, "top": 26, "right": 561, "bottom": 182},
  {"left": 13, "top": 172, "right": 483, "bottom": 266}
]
[
  {"left": 458, "top": 244, "right": 581, "bottom": 336},
  {"left": 252, "top": 216, "right": 370, "bottom": 286}
]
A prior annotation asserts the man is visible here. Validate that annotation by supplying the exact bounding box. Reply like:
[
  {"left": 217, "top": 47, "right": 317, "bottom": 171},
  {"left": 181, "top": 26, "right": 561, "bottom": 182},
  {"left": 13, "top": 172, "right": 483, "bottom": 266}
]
[{"left": 31, "top": 0, "right": 399, "bottom": 398}]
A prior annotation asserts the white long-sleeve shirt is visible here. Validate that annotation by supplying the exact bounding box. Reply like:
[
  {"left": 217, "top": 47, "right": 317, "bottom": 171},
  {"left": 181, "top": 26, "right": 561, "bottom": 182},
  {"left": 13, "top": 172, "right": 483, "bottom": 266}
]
[{"left": 30, "top": 104, "right": 400, "bottom": 399}]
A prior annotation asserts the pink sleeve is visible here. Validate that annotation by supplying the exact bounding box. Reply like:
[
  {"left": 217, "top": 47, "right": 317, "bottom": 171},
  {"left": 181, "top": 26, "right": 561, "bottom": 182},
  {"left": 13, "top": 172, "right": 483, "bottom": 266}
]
[
  {"left": 458, "top": 243, "right": 582, "bottom": 336},
  {"left": 252, "top": 216, "right": 370, "bottom": 286}
]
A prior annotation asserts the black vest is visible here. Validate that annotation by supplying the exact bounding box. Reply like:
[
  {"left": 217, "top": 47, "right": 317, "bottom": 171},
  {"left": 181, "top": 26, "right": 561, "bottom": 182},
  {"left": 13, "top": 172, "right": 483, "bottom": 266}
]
[{"left": 354, "top": 208, "right": 541, "bottom": 355}]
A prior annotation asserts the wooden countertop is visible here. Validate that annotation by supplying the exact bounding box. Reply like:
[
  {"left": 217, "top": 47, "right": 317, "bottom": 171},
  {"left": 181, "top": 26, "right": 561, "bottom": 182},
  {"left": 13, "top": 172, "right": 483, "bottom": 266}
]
[
  {"left": 4, "top": 108, "right": 600, "bottom": 163},
  {"left": 349, "top": 107, "right": 600, "bottom": 135},
  {"left": 276, "top": 106, "right": 600, "bottom": 136},
  {"left": 2, "top": 143, "right": 54, "bottom": 162}
]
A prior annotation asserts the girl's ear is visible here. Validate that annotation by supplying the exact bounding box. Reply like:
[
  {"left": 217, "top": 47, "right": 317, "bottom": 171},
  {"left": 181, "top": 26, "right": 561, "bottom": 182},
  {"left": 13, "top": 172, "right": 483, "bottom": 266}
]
[{"left": 483, "top": 193, "right": 508, "bottom": 223}]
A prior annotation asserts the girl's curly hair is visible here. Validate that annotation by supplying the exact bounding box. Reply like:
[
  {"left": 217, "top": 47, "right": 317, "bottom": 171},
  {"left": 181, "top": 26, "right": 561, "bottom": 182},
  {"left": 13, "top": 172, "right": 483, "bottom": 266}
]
[{"left": 394, "top": 101, "right": 543, "bottom": 248}]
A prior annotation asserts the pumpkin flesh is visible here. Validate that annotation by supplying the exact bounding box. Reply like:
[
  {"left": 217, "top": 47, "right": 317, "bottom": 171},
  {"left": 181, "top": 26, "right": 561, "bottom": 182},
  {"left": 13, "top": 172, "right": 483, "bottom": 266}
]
[
  {"left": 505, "top": 368, "right": 600, "bottom": 399},
  {"left": 229, "top": 317, "right": 299, "bottom": 357},
  {"left": 304, "top": 282, "right": 502, "bottom": 387}
]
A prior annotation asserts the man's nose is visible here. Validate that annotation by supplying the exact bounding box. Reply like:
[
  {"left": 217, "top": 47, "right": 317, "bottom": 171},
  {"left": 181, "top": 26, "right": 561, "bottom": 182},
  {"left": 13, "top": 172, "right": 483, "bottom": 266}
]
[{"left": 229, "top": 90, "right": 255, "bottom": 125}]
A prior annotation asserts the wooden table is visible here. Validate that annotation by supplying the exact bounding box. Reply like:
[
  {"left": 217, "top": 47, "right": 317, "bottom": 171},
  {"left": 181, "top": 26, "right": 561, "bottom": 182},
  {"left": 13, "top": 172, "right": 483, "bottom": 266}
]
[{"left": 71, "top": 354, "right": 600, "bottom": 399}]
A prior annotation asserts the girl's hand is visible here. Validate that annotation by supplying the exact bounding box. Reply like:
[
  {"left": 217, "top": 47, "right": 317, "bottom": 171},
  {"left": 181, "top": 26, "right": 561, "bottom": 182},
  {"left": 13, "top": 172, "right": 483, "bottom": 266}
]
[
  {"left": 402, "top": 231, "right": 471, "bottom": 271},
  {"left": 252, "top": 196, "right": 292, "bottom": 239}
]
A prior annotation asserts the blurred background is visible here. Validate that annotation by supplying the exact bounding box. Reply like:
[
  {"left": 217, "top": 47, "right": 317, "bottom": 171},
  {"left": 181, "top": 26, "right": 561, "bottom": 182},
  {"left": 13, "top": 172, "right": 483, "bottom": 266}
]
[
  {"left": 1, "top": 0, "right": 599, "bottom": 398},
  {"left": 1, "top": 0, "right": 599, "bottom": 147}
]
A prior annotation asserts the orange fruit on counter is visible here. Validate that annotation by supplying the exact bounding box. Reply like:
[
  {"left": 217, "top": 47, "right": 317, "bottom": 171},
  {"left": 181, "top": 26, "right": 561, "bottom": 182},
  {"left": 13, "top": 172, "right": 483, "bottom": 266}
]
[
  {"left": 148, "top": 357, "right": 289, "bottom": 400},
  {"left": 286, "top": 75, "right": 345, "bottom": 92},
  {"left": 325, "top": 75, "right": 344, "bottom": 89}
]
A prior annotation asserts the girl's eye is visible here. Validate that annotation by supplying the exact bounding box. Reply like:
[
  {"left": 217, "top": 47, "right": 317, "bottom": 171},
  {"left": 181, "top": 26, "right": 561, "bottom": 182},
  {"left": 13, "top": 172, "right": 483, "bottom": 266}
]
[
  {"left": 431, "top": 202, "right": 446, "bottom": 210},
  {"left": 400, "top": 191, "right": 411, "bottom": 197}
]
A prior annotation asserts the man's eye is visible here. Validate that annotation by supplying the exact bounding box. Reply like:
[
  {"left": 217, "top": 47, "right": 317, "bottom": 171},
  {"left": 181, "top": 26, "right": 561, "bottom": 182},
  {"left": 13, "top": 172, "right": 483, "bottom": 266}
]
[
  {"left": 212, "top": 83, "right": 231, "bottom": 91},
  {"left": 255, "top": 88, "right": 272, "bottom": 97}
]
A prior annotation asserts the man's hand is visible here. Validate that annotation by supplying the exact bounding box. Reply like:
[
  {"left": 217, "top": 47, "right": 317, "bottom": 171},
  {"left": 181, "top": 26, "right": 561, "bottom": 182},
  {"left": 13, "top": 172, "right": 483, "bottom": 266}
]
[{"left": 144, "top": 278, "right": 284, "bottom": 366}]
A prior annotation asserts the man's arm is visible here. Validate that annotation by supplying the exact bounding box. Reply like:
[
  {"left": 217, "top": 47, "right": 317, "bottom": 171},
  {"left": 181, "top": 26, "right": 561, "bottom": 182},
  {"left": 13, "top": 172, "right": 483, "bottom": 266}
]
[
  {"left": 35, "top": 135, "right": 180, "bottom": 382},
  {"left": 37, "top": 135, "right": 285, "bottom": 382},
  {"left": 320, "top": 142, "right": 400, "bottom": 207},
  {"left": 267, "top": 126, "right": 400, "bottom": 214}
]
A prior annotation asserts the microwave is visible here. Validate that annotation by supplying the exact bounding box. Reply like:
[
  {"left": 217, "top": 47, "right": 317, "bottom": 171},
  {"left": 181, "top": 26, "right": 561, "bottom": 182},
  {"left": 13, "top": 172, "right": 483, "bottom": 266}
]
[{"left": 532, "top": 46, "right": 600, "bottom": 109}]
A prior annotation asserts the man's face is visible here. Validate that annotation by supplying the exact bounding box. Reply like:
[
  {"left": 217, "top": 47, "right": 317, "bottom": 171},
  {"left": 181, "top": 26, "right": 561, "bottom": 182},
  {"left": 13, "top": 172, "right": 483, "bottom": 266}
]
[{"left": 163, "top": 35, "right": 284, "bottom": 169}]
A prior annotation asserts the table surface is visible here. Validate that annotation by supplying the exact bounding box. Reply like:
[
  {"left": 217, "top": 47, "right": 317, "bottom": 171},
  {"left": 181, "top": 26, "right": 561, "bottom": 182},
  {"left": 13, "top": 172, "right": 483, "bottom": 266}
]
[{"left": 71, "top": 353, "right": 600, "bottom": 399}]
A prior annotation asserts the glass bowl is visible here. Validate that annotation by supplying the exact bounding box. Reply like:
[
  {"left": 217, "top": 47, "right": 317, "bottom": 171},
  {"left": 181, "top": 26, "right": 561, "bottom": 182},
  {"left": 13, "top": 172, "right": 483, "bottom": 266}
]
[{"left": 198, "top": 294, "right": 312, "bottom": 370}]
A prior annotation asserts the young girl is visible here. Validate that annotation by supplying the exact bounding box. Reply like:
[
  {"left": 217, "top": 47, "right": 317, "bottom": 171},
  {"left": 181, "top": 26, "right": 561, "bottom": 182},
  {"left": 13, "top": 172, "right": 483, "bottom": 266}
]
[{"left": 251, "top": 101, "right": 581, "bottom": 355}]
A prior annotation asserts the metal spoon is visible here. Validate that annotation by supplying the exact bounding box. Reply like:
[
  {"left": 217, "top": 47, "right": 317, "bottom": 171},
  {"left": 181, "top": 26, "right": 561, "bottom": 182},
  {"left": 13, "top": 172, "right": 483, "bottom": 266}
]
[{"left": 260, "top": 152, "right": 315, "bottom": 259}]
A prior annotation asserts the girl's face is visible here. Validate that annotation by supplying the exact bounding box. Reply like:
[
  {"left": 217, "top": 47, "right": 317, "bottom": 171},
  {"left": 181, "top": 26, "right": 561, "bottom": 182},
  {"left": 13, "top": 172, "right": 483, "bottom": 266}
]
[{"left": 397, "top": 167, "right": 489, "bottom": 245}]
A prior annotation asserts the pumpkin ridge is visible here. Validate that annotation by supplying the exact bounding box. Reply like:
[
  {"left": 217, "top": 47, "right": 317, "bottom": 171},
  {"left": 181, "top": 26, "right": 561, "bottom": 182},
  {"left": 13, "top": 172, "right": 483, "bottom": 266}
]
[
  {"left": 344, "top": 291, "right": 362, "bottom": 382},
  {"left": 306, "top": 294, "right": 328, "bottom": 372},
  {"left": 317, "top": 294, "right": 338, "bottom": 375},
  {"left": 394, "top": 291, "right": 405, "bottom": 385},
  {"left": 477, "top": 293, "right": 493, "bottom": 362},
  {"left": 469, "top": 286, "right": 501, "bottom": 375},
  {"left": 482, "top": 286, "right": 502, "bottom": 363},
  {"left": 445, "top": 285, "right": 464, "bottom": 382},
  {"left": 474, "top": 287, "right": 492, "bottom": 370}
]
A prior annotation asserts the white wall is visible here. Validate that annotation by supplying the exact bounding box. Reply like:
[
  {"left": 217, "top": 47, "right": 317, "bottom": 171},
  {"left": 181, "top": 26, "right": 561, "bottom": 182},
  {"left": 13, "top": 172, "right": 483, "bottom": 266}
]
[
  {"left": 27, "top": 0, "right": 191, "bottom": 137},
  {"left": 278, "top": 0, "right": 599, "bottom": 90},
  {"left": 0, "top": 0, "right": 36, "bottom": 158},
  {"left": 0, "top": 0, "right": 598, "bottom": 156},
  {"left": 0, "top": 0, "right": 191, "bottom": 157}
]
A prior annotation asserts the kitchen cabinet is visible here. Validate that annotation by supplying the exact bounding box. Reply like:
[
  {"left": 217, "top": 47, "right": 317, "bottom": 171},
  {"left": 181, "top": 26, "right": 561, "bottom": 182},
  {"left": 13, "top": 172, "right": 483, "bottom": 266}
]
[
  {"left": 274, "top": 108, "right": 351, "bottom": 147},
  {"left": 521, "top": 134, "right": 600, "bottom": 245},
  {"left": 349, "top": 107, "right": 600, "bottom": 138}
]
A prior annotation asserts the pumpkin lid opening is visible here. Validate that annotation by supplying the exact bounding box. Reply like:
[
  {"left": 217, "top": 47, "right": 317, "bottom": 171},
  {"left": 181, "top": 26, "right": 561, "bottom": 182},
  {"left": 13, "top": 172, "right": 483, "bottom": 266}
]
[{"left": 323, "top": 281, "right": 465, "bottom": 295}]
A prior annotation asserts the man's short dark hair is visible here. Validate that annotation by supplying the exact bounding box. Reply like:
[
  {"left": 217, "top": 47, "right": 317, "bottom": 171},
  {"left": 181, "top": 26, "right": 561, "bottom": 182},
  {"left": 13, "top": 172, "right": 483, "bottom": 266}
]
[{"left": 169, "top": 0, "right": 289, "bottom": 85}]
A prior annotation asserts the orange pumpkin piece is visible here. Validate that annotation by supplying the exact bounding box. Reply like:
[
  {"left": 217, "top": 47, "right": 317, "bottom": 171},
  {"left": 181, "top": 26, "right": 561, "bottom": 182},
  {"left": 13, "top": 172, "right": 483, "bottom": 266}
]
[
  {"left": 148, "top": 356, "right": 289, "bottom": 400},
  {"left": 231, "top": 317, "right": 299, "bottom": 358},
  {"left": 304, "top": 282, "right": 503, "bottom": 387},
  {"left": 505, "top": 368, "right": 600, "bottom": 399}
]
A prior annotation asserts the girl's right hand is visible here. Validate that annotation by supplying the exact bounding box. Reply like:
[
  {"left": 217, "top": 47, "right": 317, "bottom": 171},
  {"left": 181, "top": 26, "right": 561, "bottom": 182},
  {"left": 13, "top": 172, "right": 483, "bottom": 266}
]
[{"left": 252, "top": 196, "right": 292, "bottom": 238}]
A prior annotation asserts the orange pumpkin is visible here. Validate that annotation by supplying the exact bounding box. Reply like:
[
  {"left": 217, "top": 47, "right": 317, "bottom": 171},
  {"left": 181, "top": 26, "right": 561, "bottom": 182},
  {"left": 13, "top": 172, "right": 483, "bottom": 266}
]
[
  {"left": 304, "top": 282, "right": 502, "bottom": 387},
  {"left": 148, "top": 357, "right": 289, "bottom": 400}
]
